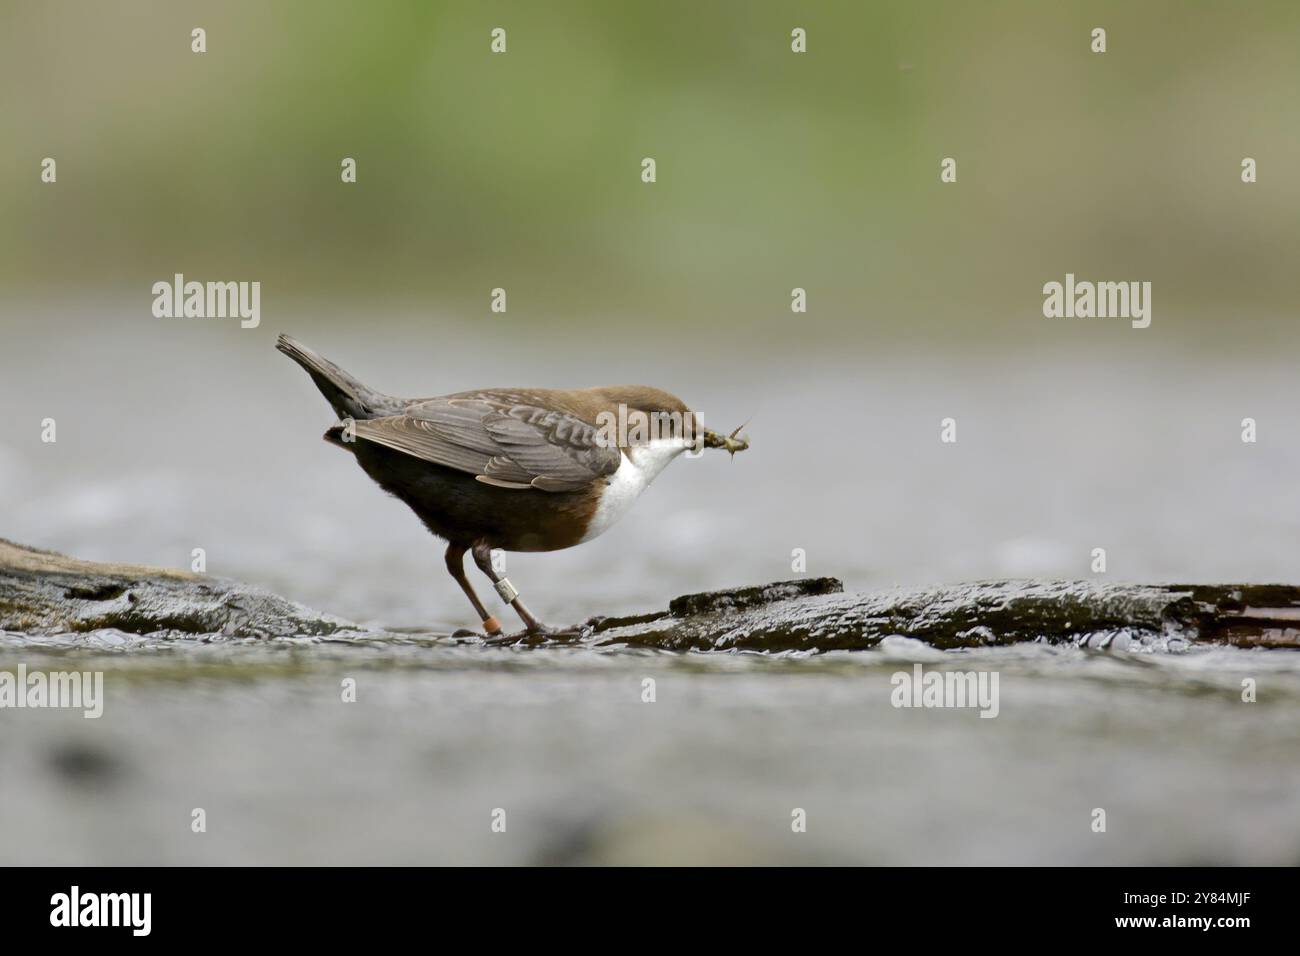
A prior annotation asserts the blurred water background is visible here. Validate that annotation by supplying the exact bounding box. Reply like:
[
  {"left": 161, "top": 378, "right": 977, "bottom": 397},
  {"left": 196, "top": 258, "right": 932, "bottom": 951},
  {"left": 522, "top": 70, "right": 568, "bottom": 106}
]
[{"left": 3, "top": 1, "right": 1300, "bottom": 864}]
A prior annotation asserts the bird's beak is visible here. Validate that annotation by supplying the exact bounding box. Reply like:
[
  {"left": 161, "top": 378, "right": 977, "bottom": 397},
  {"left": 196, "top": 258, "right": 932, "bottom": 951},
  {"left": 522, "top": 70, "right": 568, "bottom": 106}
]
[{"left": 702, "top": 425, "right": 750, "bottom": 458}]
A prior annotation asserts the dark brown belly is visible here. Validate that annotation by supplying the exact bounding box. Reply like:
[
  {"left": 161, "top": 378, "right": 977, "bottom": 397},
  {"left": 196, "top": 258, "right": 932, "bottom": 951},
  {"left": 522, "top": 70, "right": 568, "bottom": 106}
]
[{"left": 348, "top": 441, "right": 600, "bottom": 552}]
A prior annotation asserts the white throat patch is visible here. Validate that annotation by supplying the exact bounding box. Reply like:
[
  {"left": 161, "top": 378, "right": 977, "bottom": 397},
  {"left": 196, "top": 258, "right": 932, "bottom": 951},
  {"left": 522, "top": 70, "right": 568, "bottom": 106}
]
[{"left": 580, "top": 438, "right": 691, "bottom": 543}]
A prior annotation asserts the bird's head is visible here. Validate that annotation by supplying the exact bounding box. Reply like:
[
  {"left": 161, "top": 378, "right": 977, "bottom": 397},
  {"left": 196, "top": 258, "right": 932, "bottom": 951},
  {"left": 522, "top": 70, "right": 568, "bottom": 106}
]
[{"left": 589, "top": 386, "right": 750, "bottom": 461}]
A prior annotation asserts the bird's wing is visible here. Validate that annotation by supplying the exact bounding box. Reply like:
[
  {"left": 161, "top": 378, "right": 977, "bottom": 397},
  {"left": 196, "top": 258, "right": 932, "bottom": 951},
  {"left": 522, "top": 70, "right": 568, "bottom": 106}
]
[{"left": 349, "top": 396, "right": 621, "bottom": 492}]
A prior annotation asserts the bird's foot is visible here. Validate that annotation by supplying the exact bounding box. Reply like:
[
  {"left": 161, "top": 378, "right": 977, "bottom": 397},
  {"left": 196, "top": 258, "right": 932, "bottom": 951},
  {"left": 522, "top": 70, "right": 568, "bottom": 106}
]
[{"left": 481, "top": 622, "right": 585, "bottom": 646}]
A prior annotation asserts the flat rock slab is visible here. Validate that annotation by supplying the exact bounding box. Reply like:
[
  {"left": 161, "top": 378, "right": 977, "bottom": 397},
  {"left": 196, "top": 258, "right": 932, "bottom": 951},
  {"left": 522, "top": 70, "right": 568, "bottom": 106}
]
[
  {"left": 0, "top": 538, "right": 358, "bottom": 639},
  {"left": 4, "top": 539, "right": 1299, "bottom": 650},
  {"left": 584, "top": 578, "right": 1300, "bottom": 651}
]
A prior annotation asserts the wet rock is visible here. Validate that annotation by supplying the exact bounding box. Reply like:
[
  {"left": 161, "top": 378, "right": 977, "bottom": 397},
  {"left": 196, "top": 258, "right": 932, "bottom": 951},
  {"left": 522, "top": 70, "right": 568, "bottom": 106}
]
[
  {"left": 667, "top": 577, "right": 843, "bottom": 616},
  {"left": 0, "top": 538, "right": 360, "bottom": 639},
  {"left": 587, "top": 578, "right": 1300, "bottom": 652},
  {"left": 5, "top": 538, "right": 1300, "bottom": 650}
]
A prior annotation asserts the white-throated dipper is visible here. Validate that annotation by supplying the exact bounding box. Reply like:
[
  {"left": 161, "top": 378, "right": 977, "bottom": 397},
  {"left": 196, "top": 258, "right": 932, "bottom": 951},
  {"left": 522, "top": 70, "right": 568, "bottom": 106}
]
[{"left": 276, "top": 334, "right": 748, "bottom": 635}]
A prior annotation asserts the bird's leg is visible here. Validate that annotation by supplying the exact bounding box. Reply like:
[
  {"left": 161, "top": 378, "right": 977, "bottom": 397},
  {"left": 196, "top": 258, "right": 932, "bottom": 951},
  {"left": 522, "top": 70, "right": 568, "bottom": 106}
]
[
  {"left": 445, "top": 542, "right": 502, "bottom": 635},
  {"left": 470, "top": 542, "right": 552, "bottom": 634}
]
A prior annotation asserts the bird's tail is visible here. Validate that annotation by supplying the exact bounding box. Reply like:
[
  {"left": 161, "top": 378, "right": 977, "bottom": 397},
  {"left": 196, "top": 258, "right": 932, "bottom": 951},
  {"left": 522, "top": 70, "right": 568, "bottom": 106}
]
[{"left": 275, "top": 334, "right": 399, "bottom": 421}]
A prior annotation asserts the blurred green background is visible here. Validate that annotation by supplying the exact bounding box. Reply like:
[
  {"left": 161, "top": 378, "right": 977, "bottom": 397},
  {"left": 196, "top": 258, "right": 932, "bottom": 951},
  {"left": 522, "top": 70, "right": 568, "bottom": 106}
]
[{"left": 4, "top": 0, "right": 1298, "bottom": 344}]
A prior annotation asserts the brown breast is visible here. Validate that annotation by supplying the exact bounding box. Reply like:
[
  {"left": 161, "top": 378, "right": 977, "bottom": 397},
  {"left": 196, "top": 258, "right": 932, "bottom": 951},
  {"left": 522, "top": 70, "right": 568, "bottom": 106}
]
[{"left": 351, "top": 439, "right": 606, "bottom": 552}]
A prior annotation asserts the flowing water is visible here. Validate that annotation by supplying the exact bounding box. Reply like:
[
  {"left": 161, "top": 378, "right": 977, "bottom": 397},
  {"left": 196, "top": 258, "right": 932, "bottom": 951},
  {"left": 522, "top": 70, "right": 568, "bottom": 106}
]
[{"left": 3, "top": 309, "right": 1300, "bottom": 864}]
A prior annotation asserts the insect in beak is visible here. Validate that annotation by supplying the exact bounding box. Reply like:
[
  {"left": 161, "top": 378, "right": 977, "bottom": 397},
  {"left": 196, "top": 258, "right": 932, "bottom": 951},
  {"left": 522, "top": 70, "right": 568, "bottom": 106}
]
[
  {"left": 725, "top": 422, "right": 750, "bottom": 458},
  {"left": 703, "top": 421, "right": 751, "bottom": 458}
]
